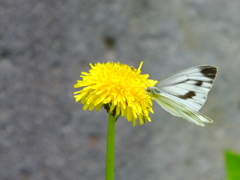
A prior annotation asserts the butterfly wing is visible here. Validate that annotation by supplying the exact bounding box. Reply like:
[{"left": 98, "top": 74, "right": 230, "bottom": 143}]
[
  {"left": 157, "top": 65, "right": 217, "bottom": 111},
  {"left": 154, "top": 95, "right": 213, "bottom": 126}
]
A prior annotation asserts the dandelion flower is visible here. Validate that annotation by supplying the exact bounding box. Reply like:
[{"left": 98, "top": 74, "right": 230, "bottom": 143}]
[{"left": 74, "top": 62, "right": 157, "bottom": 126}]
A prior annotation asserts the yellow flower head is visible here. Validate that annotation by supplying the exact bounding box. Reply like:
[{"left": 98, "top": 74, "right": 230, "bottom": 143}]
[{"left": 74, "top": 62, "right": 157, "bottom": 126}]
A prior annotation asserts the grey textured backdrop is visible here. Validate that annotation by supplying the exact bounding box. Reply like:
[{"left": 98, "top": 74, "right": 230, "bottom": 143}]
[{"left": 1, "top": 0, "right": 240, "bottom": 180}]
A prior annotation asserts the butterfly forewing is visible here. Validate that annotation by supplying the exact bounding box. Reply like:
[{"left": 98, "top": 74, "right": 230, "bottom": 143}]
[
  {"left": 148, "top": 65, "right": 217, "bottom": 126},
  {"left": 157, "top": 65, "right": 217, "bottom": 111}
]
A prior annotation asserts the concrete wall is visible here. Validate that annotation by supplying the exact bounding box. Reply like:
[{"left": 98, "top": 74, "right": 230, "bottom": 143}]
[{"left": 1, "top": 0, "right": 240, "bottom": 179}]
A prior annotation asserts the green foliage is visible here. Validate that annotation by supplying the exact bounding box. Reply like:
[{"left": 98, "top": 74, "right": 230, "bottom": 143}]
[{"left": 225, "top": 151, "right": 240, "bottom": 180}]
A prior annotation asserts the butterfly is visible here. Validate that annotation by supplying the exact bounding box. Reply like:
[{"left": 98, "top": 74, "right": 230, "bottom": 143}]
[{"left": 146, "top": 65, "right": 217, "bottom": 126}]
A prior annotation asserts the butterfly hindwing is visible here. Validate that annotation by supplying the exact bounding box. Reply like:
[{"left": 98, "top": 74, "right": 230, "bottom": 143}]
[{"left": 154, "top": 95, "right": 213, "bottom": 126}]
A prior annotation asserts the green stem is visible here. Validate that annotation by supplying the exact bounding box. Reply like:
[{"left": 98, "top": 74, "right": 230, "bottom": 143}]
[{"left": 106, "top": 113, "right": 115, "bottom": 180}]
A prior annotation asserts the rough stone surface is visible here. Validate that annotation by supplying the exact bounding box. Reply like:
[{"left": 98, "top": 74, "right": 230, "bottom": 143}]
[{"left": 1, "top": 0, "right": 240, "bottom": 180}]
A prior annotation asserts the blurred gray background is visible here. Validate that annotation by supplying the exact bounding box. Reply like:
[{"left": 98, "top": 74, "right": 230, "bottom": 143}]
[{"left": 0, "top": 0, "right": 240, "bottom": 180}]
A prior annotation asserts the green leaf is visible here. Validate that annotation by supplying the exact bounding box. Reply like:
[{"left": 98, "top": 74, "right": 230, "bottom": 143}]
[{"left": 225, "top": 151, "right": 240, "bottom": 180}]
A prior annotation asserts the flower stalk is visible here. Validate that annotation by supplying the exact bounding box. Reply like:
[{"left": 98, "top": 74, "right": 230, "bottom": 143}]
[{"left": 105, "top": 113, "right": 116, "bottom": 180}]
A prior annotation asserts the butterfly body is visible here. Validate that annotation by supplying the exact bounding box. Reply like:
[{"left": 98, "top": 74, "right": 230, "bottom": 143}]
[{"left": 146, "top": 65, "right": 217, "bottom": 126}]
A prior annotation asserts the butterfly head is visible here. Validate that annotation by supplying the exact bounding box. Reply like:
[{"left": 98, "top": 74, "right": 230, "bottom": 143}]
[{"left": 146, "top": 87, "right": 161, "bottom": 97}]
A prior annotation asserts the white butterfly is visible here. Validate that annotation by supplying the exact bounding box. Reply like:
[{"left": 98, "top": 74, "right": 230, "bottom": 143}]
[{"left": 146, "top": 65, "right": 217, "bottom": 126}]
